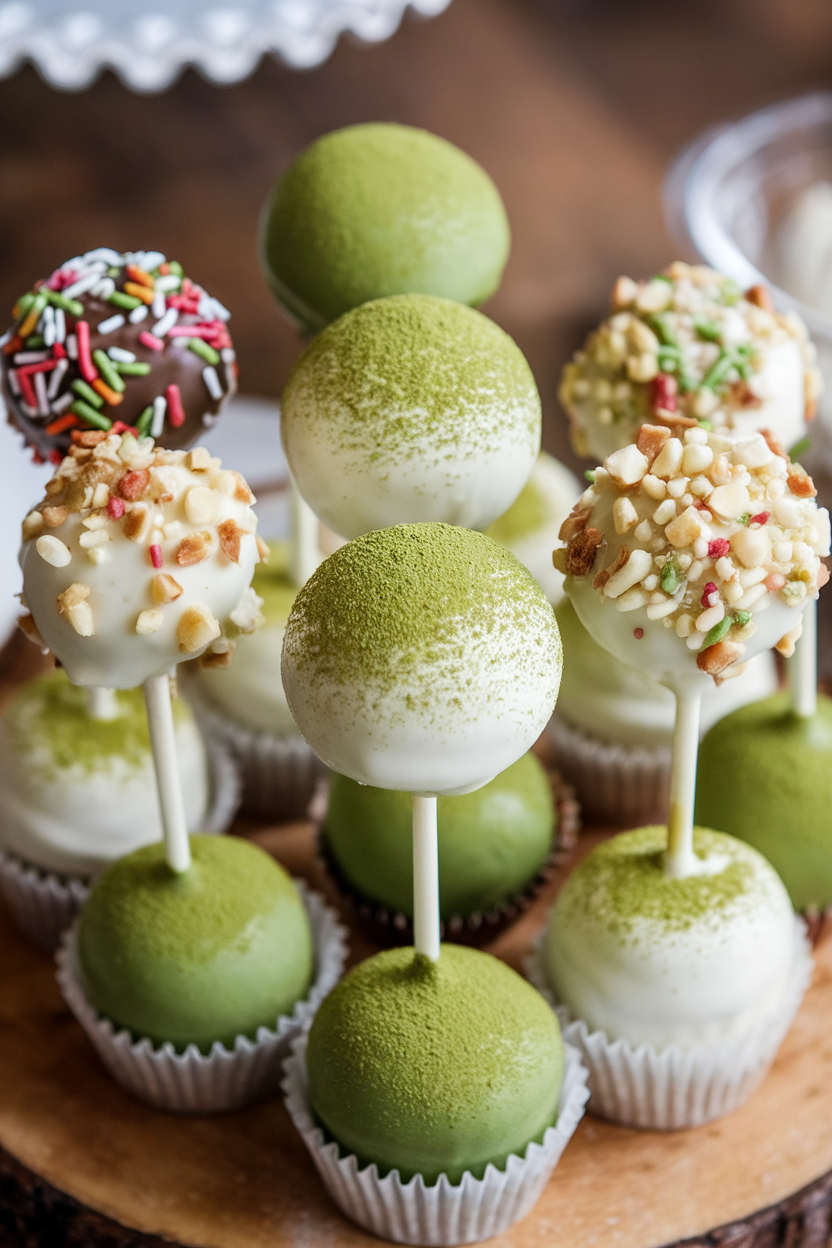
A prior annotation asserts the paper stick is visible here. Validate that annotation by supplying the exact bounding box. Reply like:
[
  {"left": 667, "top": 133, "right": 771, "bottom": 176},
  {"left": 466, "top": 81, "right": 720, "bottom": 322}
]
[
  {"left": 790, "top": 596, "right": 817, "bottom": 720},
  {"left": 143, "top": 672, "right": 190, "bottom": 873},
  {"left": 664, "top": 686, "right": 702, "bottom": 879},
  {"left": 85, "top": 685, "right": 119, "bottom": 721},
  {"left": 289, "top": 475, "right": 320, "bottom": 588},
  {"left": 412, "top": 795, "right": 440, "bottom": 960}
]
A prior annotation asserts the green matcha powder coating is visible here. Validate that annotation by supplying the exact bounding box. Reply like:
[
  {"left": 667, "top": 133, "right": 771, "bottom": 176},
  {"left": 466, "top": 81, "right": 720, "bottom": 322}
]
[
  {"left": 485, "top": 471, "right": 548, "bottom": 546},
  {"left": 261, "top": 123, "right": 511, "bottom": 332},
  {"left": 282, "top": 523, "right": 559, "bottom": 698},
  {"left": 697, "top": 692, "right": 832, "bottom": 910},
  {"left": 78, "top": 836, "right": 313, "bottom": 1053},
  {"left": 5, "top": 669, "right": 188, "bottom": 778},
  {"left": 306, "top": 943, "right": 564, "bottom": 1184},
  {"left": 282, "top": 293, "right": 540, "bottom": 470},
  {"left": 323, "top": 752, "right": 555, "bottom": 919}
]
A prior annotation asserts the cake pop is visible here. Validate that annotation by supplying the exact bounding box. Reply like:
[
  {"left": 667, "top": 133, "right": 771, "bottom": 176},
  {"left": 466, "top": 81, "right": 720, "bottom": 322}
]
[
  {"left": 280, "top": 294, "right": 541, "bottom": 540},
  {"left": 260, "top": 123, "right": 510, "bottom": 335},
  {"left": 2, "top": 248, "right": 236, "bottom": 460},
  {"left": 560, "top": 262, "right": 821, "bottom": 462}
]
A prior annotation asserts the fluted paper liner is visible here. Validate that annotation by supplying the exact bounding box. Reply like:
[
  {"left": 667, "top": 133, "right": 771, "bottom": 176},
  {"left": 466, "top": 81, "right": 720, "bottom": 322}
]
[
  {"left": 526, "top": 919, "right": 813, "bottom": 1130},
  {"left": 55, "top": 880, "right": 347, "bottom": 1114},
  {"left": 183, "top": 675, "right": 324, "bottom": 819},
  {"left": 546, "top": 714, "right": 670, "bottom": 826},
  {"left": 0, "top": 735, "right": 241, "bottom": 955},
  {"left": 281, "top": 1031, "right": 589, "bottom": 1246}
]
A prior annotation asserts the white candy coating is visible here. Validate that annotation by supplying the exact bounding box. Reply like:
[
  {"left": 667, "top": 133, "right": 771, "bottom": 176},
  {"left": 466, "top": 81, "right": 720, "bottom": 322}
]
[
  {"left": 281, "top": 525, "right": 561, "bottom": 796},
  {"left": 543, "top": 826, "right": 797, "bottom": 1049},
  {"left": 19, "top": 435, "right": 261, "bottom": 689}
]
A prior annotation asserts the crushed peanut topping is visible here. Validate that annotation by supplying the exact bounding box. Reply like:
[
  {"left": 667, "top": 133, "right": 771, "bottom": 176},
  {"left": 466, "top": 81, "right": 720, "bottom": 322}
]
[
  {"left": 557, "top": 426, "right": 831, "bottom": 670},
  {"left": 560, "top": 262, "right": 823, "bottom": 457}
]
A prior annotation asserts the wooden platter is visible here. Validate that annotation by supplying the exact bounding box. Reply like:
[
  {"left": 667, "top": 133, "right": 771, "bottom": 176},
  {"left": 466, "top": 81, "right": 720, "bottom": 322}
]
[{"left": 0, "top": 804, "right": 831, "bottom": 1248}]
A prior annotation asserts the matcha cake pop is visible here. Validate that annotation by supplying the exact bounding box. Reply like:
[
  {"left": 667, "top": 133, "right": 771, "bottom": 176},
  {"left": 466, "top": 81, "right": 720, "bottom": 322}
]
[
  {"left": 305, "top": 943, "right": 563, "bottom": 1184},
  {"left": 321, "top": 751, "right": 558, "bottom": 939},
  {"left": 1, "top": 248, "right": 236, "bottom": 461},
  {"left": 560, "top": 262, "right": 821, "bottom": 462},
  {"left": 260, "top": 123, "right": 510, "bottom": 335},
  {"left": 485, "top": 451, "right": 581, "bottom": 604},
  {"left": 280, "top": 294, "right": 541, "bottom": 540},
  {"left": 77, "top": 834, "right": 313, "bottom": 1053}
]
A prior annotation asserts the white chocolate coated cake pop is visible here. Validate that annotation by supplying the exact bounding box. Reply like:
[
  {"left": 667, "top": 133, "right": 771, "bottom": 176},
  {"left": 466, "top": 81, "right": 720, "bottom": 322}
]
[
  {"left": 280, "top": 294, "right": 541, "bottom": 540},
  {"left": 281, "top": 524, "right": 562, "bottom": 796},
  {"left": 19, "top": 431, "right": 263, "bottom": 688},
  {"left": 560, "top": 263, "right": 822, "bottom": 462},
  {"left": 555, "top": 425, "right": 830, "bottom": 690}
]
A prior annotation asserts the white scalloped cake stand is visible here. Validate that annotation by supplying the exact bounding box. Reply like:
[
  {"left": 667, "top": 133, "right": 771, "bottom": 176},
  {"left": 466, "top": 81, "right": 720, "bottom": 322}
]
[{"left": 0, "top": 0, "right": 452, "bottom": 91}]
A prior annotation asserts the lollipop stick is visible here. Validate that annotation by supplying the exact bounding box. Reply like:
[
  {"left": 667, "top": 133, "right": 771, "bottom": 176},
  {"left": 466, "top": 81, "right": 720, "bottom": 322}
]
[
  {"left": 289, "top": 475, "right": 320, "bottom": 588},
  {"left": 412, "top": 795, "right": 440, "bottom": 960},
  {"left": 85, "top": 686, "right": 119, "bottom": 721},
  {"left": 664, "top": 687, "right": 702, "bottom": 879},
  {"left": 789, "top": 597, "right": 817, "bottom": 720},
  {"left": 143, "top": 672, "right": 191, "bottom": 874}
]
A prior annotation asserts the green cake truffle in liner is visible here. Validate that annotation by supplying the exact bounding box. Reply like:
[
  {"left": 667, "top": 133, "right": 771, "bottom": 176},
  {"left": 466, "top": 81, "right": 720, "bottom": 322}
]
[
  {"left": 0, "top": 671, "right": 241, "bottom": 955},
  {"left": 261, "top": 123, "right": 510, "bottom": 334},
  {"left": 282, "top": 944, "right": 589, "bottom": 1245},
  {"left": 184, "top": 541, "right": 324, "bottom": 820},
  {"left": 318, "top": 752, "right": 580, "bottom": 946},
  {"left": 56, "top": 836, "right": 347, "bottom": 1113},
  {"left": 696, "top": 692, "right": 832, "bottom": 926}
]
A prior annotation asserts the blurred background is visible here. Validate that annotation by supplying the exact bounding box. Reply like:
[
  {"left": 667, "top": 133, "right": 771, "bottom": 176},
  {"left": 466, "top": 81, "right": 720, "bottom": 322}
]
[{"left": 3, "top": 0, "right": 832, "bottom": 471}]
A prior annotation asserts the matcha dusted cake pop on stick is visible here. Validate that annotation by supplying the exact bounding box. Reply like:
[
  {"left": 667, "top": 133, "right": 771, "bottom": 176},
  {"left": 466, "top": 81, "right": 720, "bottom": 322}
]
[
  {"left": 1, "top": 248, "right": 236, "bottom": 462},
  {"left": 560, "top": 262, "right": 822, "bottom": 462},
  {"left": 260, "top": 123, "right": 510, "bottom": 335},
  {"left": 555, "top": 424, "right": 829, "bottom": 877},
  {"left": 282, "top": 523, "right": 561, "bottom": 957},
  {"left": 281, "top": 294, "right": 541, "bottom": 541},
  {"left": 19, "top": 429, "right": 263, "bottom": 872}
]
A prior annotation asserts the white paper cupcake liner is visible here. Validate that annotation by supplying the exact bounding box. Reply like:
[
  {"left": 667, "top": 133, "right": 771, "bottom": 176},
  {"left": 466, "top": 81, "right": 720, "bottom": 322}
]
[
  {"left": 183, "top": 678, "right": 324, "bottom": 820},
  {"left": 282, "top": 1030, "right": 589, "bottom": 1245},
  {"left": 55, "top": 878, "right": 348, "bottom": 1114},
  {"left": 525, "top": 918, "right": 813, "bottom": 1130},
  {"left": 546, "top": 714, "right": 670, "bottom": 826},
  {"left": 0, "top": 735, "right": 241, "bottom": 956}
]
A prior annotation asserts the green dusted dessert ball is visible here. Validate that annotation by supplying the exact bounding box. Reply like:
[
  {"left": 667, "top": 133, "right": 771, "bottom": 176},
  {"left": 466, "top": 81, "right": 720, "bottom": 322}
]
[
  {"left": 261, "top": 123, "right": 510, "bottom": 334},
  {"left": 306, "top": 943, "right": 564, "bottom": 1184},
  {"left": 322, "top": 753, "right": 554, "bottom": 921},
  {"left": 78, "top": 835, "right": 313, "bottom": 1052},
  {"left": 696, "top": 692, "right": 832, "bottom": 911},
  {"left": 281, "top": 294, "right": 541, "bottom": 539}
]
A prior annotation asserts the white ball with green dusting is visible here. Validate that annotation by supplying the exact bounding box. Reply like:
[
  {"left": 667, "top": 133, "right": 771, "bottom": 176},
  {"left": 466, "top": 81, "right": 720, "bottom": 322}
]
[
  {"left": 280, "top": 294, "right": 542, "bottom": 540},
  {"left": 0, "top": 670, "right": 208, "bottom": 875},
  {"left": 560, "top": 262, "right": 822, "bottom": 462},
  {"left": 543, "top": 826, "right": 797, "bottom": 1049},
  {"left": 557, "top": 425, "right": 830, "bottom": 688},
  {"left": 281, "top": 523, "right": 562, "bottom": 796}
]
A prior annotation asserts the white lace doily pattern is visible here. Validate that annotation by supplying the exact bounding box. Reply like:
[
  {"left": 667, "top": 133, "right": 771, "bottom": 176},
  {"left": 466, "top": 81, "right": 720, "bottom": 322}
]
[{"left": 0, "top": 0, "right": 452, "bottom": 91}]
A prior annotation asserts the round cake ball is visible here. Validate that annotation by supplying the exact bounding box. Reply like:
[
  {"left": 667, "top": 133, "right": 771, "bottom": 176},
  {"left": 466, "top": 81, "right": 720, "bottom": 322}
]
[
  {"left": 194, "top": 539, "right": 297, "bottom": 735},
  {"left": 306, "top": 943, "right": 563, "bottom": 1184},
  {"left": 78, "top": 834, "right": 313, "bottom": 1052},
  {"left": 1, "top": 248, "right": 236, "bottom": 460},
  {"left": 322, "top": 752, "right": 555, "bottom": 922},
  {"left": 696, "top": 692, "right": 832, "bottom": 911},
  {"left": 543, "top": 826, "right": 796, "bottom": 1049},
  {"left": 20, "top": 432, "right": 262, "bottom": 688},
  {"left": 281, "top": 524, "right": 562, "bottom": 796},
  {"left": 0, "top": 669, "right": 208, "bottom": 875},
  {"left": 260, "top": 123, "right": 510, "bottom": 334},
  {"left": 557, "top": 426, "right": 830, "bottom": 688},
  {"left": 554, "top": 598, "right": 777, "bottom": 750},
  {"left": 281, "top": 294, "right": 541, "bottom": 540},
  {"left": 560, "top": 262, "right": 821, "bottom": 462},
  {"left": 485, "top": 451, "right": 581, "bottom": 605}
]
